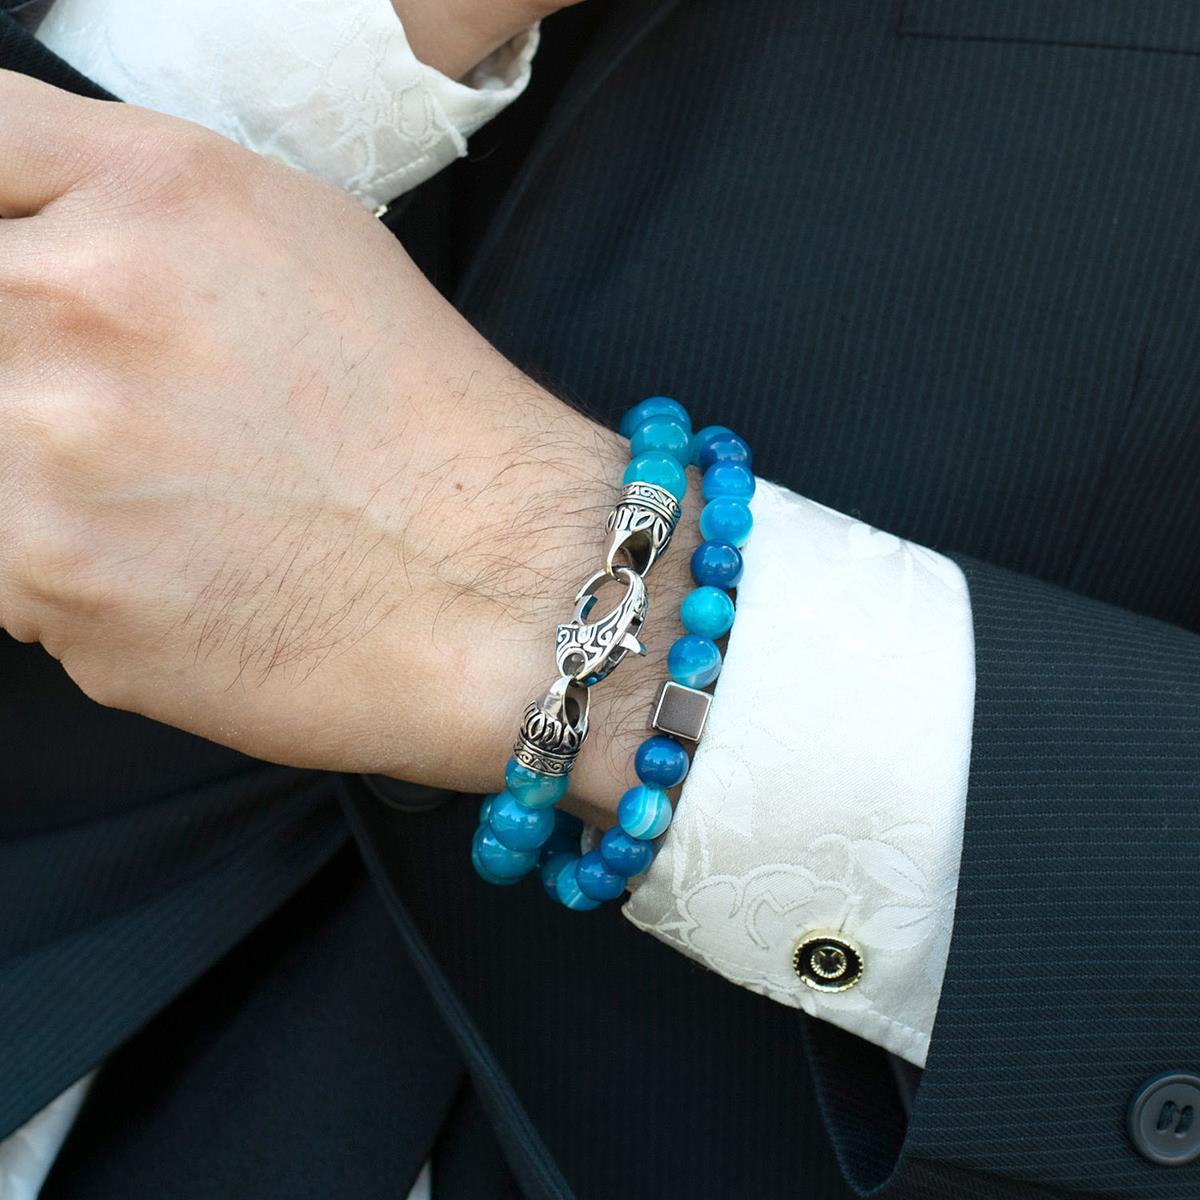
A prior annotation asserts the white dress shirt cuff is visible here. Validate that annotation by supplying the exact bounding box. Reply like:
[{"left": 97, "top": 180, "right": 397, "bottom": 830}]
[
  {"left": 622, "top": 480, "right": 976, "bottom": 1068},
  {"left": 35, "top": 1, "right": 539, "bottom": 210}
]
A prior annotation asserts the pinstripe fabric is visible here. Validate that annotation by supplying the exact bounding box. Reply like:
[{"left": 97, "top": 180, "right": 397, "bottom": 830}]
[
  {"left": 803, "top": 563, "right": 1200, "bottom": 1199},
  {"left": 436, "top": 2, "right": 1200, "bottom": 1195},
  {"left": 909, "top": 562, "right": 1200, "bottom": 1198},
  {"left": 462, "top": 0, "right": 1200, "bottom": 633},
  {"left": 0, "top": 777, "right": 346, "bottom": 1137},
  {"left": 900, "top": 0, "right": 1200, "bottom": 53},
  {"left": 38, "top": 850, "right": 466, "bottom": 1200},
  {"left": 347, "top": 783, "right": 854, "bottom": 1200},
  {"left": 0, "top": 636, "right": 351, "bottom": 1141}
]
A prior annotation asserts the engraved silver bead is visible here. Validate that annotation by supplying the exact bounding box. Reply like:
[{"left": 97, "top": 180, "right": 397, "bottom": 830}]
[
  {"left": 604, "top": 482, "right": 682, "bottom": 578},
  {"left": 512, "top": 674, "right": 591, "bottom": 777}
]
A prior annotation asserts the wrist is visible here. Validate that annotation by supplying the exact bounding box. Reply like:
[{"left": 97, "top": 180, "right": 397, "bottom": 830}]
[
  {"left": 364, "top": 385, "right": 628, "bottom": 791},
  {"left": 361, "top": 372, "right": 700, "bottom": 811}
]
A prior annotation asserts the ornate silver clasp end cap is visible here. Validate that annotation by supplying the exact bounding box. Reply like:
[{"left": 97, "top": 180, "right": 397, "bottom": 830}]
[
  {"left": 604, "top": 482, "right": 682, "bottom": 577},
  {"left": 512, "top": 674, "right": 591, "bottom": 777},
  {"left": 555, "top": 565, "right": 648, "bottom": 686}
]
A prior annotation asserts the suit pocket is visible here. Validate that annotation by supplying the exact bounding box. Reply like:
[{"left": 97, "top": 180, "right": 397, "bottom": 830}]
[{"left": 899, "top": 0, "right": 1200, "bottom": 54}]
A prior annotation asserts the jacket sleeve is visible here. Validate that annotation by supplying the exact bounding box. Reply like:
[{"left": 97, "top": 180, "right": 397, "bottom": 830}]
[
  {"left": 0, "top": 10, "right": 113, "bottom": 101},
  {"left": 804, "top": 555, "right": 1200, "bottom": 1199}
]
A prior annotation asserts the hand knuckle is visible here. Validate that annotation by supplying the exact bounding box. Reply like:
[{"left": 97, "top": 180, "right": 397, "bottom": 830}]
[
  {"left": 23, "top": 384, "right": 122, "bottom": 481},
  {"left": 38, "top": 236, "right": 164, "bottom": 345},
  {"left": 124, "top": 122, "right": 241, "bottom": 210}
]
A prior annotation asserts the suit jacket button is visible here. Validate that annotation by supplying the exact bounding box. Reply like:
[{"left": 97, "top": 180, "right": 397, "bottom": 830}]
[
  {"left": 1128, "top": 1073, "right": 1200, "bottom": 1166},
  {"left": 792, "top": 931, "right": 864, "bottom": 992}
]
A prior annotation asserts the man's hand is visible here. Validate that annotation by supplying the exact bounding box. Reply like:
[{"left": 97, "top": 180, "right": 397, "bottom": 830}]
[{"left": 0, "top": 73, "right": 690, "bottom": 813}]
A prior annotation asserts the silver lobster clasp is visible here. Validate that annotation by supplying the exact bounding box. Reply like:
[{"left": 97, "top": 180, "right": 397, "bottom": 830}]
[
  {"left": 512, "top": 674, "right": 591, "bottom": 777},
  {"left": 555, "top": 565, "right": 648, "bottom": 685}
]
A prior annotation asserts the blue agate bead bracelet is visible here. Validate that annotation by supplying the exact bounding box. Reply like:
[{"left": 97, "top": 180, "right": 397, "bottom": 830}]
[{"left": 472, "top": 397, "right": 754, "bottom": 910}]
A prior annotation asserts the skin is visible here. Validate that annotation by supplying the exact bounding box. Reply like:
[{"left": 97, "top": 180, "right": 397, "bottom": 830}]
[
  {"left": 0, "top": 71, "right": 697, "bottom": 826},
  {"left": 390, "top": 0, "right": 585, "bottom": 81}
]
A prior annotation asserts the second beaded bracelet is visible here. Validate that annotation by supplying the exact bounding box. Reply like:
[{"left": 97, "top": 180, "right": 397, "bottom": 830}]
[
  {"left": 473, "top": 396, "right": 755, "bottom": 911},
  {"left": 541, "top": 405, "right": 755, "bottom": 909}
]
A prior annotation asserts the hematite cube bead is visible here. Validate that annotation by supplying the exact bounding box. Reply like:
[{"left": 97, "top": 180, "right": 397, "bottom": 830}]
[{"left": 651, "top": 680, "right": 713, "bottom": 743}]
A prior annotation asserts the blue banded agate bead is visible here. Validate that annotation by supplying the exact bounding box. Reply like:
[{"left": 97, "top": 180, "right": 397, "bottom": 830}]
[
  {"left": 689, "top": 425, "right": 736, "bottom": 467},
  {"left": 600, "top": 827, "right": 656, "bottom": 877},
  {"left": 624, "top": 450, "right": 688, "bottom": 502},
  {"left": 540, "top": 852, "right": 576, "bottom": 900},
  {"left": 539, "top": 808, "right": 584, "bottom": 861},
  {"left": 630, "top": 416, "right": 692, "bottom": 465},
  {"left": 700, "top": 498, "right": 753, "bottom": 547},
  {"left": 479, "top": 794, "right": 496, "bottom": 826},
  {"left": 555, "top": 858, "right": 602, "bottom": 910},
  {"left": 488, "top": 790, "right": 556, "bottom": 852},
  {"left": 576, "top": 850, "right": 627, "bottom": 902},
  {"left": 634, "top": 735, "right": 690, "bottom": 789},
  {"left": 680, "top": 586, "right": 736, "bottom": 640},
  {"left": 702, "top": 461, "right": 756, "bottom": 502},
  {"left": 619, "top": 396, "right": 692, "bottom": 438},
  {"left": 617, "top": 785, "right": 673, "bottom": 840},
  {"left": 697, "top": 431, "right": 752, "bottom": 471},
  {"left": 472, "top": 824, "right": 537, "bottom": 884},
  {"left": 690, "top": 540, "right": 744, "bottom": 589},
  {"left": 667, "top": 634, "right": 722, "bottom": 689},
  {"left": 504, "top": 758, "right": 569, "bottom": 809}
]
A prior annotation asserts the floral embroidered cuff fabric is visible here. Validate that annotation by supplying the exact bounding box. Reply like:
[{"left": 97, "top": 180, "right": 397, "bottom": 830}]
[
  {"left": 35, "top": 0, "right": 540, "bottom": 209},
  {"left": 622, "top": 480, "right": 976, "bottom": 1068}
]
